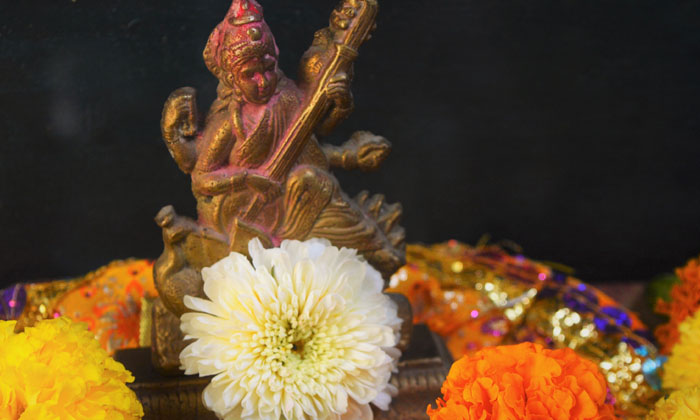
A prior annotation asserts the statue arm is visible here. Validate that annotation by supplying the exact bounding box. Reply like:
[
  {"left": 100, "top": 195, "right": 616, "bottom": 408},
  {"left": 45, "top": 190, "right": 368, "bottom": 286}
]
[
  {"left": 322, "top": 131, "right": 391, "bottom": 172},
  {"left": 192, "top": 166, "right": 248, "bottom": 196},
  {"left": 192, "top": 112, "right": 282, "bottom": 198},
  {"left": 297, "top": 28, "right": 354, "bottom": 138},
  {"left": 195, "top": 112, "right": 235, "bottom": 171},
  {"left": 193, "top": 166, "right": 283, "bottom": 203},
  {"left": 162, "top": 87, "right": 199, "bottom": 173},
  {"left": 192, "top": 111, "right": 245, "bottom": 195}
]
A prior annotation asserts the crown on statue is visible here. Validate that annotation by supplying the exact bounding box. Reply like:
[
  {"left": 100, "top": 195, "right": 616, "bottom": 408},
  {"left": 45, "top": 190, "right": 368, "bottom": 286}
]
[
  {"left": 203, "top": 0, "right": 278, "bottom": 79},
  {"left": 227, "top": 0, "right": 263, "bottom": 25}
]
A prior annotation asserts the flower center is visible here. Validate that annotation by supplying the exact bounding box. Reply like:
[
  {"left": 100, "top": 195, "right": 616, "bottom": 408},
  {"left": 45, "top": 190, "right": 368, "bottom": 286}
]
[
  {"left": 254, "top": 301, "right": 345, "bottom": 386},
  {"left": 291, "top": 339, "right": 305, "bottom": 355},
  {"left": 282, "top": 319, "right": 314, "bottom": 361}
]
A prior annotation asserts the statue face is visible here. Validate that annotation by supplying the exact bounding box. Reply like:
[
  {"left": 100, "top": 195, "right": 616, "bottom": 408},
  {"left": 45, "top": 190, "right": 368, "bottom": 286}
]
[{"left": 233, "top": 54, "right": 278, "bottom": 104}]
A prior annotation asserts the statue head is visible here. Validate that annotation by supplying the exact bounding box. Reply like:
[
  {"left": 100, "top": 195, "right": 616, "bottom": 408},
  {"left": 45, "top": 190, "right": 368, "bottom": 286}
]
[{"left": 203, "top": 0, "right": 280, "bottom": 104}]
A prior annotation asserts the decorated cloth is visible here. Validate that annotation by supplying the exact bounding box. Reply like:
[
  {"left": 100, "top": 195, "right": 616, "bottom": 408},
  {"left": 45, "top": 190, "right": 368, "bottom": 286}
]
[
  {"left": 2, "top": 259, "right": 157, "bottom": 355},
  {"left": 388, "top": 241, "right": 549, "bottom": 356},
  {"left": 388, "top": 241, "right": 663, "bottom": 419}
]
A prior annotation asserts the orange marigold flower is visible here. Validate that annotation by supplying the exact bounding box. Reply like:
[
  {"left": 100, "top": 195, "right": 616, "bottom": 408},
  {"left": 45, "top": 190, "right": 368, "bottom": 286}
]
[
  {"left": 427, "top": 342, "right": 617, "bottom": 420},
  {"left": 655, "top": 255, "right": 700, "bottom": 354}
]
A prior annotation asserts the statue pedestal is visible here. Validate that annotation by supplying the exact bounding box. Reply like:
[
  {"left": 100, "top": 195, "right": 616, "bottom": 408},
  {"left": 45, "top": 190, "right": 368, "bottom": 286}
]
[{"left": 116, "top": 324, "right": 451, "bottom": 420}]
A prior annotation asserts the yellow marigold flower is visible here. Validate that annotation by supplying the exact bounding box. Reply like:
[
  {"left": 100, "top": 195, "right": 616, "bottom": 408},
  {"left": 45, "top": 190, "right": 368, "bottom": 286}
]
[
  {"left": 0, "top": 317, "right": 143, "bottom": 420},
  {"left": 0, "top": 378, "right": 24, "bottom": 420},
  {"left": 663, "top": 308, "right": 700, "bottom": 390},
  {"left": 646, "top": 387, "right": 700, "bottom": 420}
]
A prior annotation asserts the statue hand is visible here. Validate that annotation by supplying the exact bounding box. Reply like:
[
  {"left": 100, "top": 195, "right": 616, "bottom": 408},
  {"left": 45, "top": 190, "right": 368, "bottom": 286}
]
[
  {"left": 246, "top": 173, "right": 283, "bottom": 203},
  {"left": 162, "top": 87, "right": 198, "bottom": 142},
  {"left": 326, "top": 73, "right": 353, "bottom": 110},
  {"left": 356, "top": 132, "right": 391, "bottom": 172},
  {"left": 316, "top": 73, "right": 354, "bottom": 137},
  {"left": 322, "top": 131, "right": 391, "bottom": 171},
  {"left": 161, "top": 87, "right": 199, "bottom": 173}
]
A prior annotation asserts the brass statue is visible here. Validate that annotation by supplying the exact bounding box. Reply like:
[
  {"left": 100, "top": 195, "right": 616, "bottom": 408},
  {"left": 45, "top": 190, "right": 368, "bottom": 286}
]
[{"left": 152, "top": 0, "right": 407, "bottom": 371}]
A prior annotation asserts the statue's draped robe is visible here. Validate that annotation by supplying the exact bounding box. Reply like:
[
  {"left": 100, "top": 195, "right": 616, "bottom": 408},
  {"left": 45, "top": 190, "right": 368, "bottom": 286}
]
[{"left": 193, "top": 76, "right": 391, "bottom": 258}]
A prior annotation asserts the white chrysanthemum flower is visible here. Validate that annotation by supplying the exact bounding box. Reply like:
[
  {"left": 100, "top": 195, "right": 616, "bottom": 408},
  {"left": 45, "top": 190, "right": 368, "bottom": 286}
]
[{"left": 180, "top": 238, "right": 402, "bottom": 420}]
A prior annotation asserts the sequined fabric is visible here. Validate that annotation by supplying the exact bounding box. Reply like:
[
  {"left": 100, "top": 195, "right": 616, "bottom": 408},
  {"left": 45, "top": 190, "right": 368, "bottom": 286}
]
[
  {"left": 0, "top": 283, "right": 26, "bottom": 321},
  {"left": 388, "top": 241, "right": 550, "bottom": 356},
  {"left": 11, "top": 259, "right": 157, "bottom": 355},
  {"left": 388, "top": 240, "right": 662, "bottom": 419}
]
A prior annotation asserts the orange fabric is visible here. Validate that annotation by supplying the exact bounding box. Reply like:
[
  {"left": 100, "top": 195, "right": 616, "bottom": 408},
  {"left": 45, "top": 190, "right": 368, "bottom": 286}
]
[
  {"left": 387, "top": 243, "right": 550, "bottom": 357},
  {"left": 52, "top": 260, "right": 157, "bottom": 355},
  {"left": 389, "top": 243, "right": 647, "bottom": 360},
  {"left": 427, "top": 342, "right": 618, "bottom": 420}
]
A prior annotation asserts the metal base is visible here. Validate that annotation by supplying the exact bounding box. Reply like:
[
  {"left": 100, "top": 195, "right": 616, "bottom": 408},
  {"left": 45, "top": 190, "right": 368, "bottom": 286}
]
[{"left": 116, "top": 324, "right": 451, "bottom": 420}]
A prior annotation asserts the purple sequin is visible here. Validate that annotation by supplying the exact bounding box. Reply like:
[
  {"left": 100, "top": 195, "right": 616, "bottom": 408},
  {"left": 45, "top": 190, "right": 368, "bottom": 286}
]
[
  {"left": 481, "top": 316, "right": 509, "bottom": 337},
  {"left": 552, "top": 272, "right": 567, "bottom": 284},
  {"left": 622, "top": 337, "right": 640, "bottom": 349},
  {"left": 601, "top": 306, "right": 631, "bottom": 328},
  {"left": 1, "top": 284, "right": 26, "bottom": 320},
  {"left": 563, "top": 293, "right": 592, "bottom": 314},
  {"left": 572, "top": 286, "right": 599, "bottom": 305},
  {"left": 594, "top": 316, "right": 620, "bottom": 334}
]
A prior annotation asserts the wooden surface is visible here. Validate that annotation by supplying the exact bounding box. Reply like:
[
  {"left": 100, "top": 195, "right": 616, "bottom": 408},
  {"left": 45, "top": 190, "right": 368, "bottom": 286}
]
[{"left": 116, "top": 324, "right": 451, "bottom": 420}]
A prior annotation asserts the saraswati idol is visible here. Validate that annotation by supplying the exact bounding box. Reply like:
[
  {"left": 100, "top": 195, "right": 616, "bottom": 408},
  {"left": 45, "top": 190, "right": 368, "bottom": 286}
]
[{"left": 151, "top": 0, "right": 409, "bottom": 371}]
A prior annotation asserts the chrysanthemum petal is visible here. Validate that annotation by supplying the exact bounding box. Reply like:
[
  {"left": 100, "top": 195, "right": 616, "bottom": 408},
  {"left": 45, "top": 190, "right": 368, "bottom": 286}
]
[{"left": 180, "top": 238, "right": 401, "bottom": 420}]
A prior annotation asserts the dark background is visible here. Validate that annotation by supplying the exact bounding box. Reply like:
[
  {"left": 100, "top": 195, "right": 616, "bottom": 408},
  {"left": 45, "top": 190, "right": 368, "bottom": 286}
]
[{"left": 1, "top": 0, "right": 699, "bottom": 287}]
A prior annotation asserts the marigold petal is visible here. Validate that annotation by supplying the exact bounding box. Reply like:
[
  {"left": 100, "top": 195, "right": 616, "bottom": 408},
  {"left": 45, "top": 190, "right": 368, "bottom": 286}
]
[
  {"left": 0, "top": 318, "right": 143, "bottom": 420},
  {"left": 428, "top": 342, "right": 617, "bottom": 420},
  {"left": 663, "top": 308, "right": 700, "bottom": 390}
]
